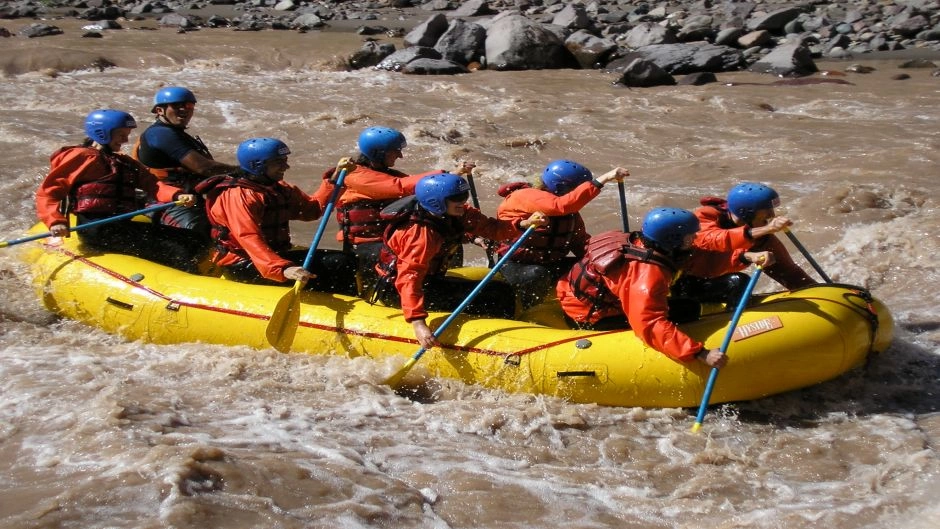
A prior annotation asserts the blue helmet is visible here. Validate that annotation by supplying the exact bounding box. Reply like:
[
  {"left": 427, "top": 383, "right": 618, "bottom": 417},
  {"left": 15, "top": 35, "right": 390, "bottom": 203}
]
[
  {"left": 641, "top": 207, "right": 700, "bottom": 251},
  {"left": 236, "top": 137, "right": 291, "bottom": 176},
  {"left": 151, "top": 86, "right": 197, "bottom": 113},
  {"left": 84, "top": 109, "right": 137, "bottom": 145},
  {"left": 542, "top": 159, "right": 593, "bottom": 195},
  {"left": 727, "top": 182, "right": 780, "bottom": 222},
  {"left": 357, "top": 126, "right": 407, "bottom": 162},
  {"left": 416, "top": 173, "right": 471, "bottom": 216}
]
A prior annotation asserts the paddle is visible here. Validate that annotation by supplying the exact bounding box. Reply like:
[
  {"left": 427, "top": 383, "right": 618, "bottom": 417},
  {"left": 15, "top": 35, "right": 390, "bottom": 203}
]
[
  {"left": 0, "top": 200, "right": 184, "bottom": 248},
  {"left": 465, "top": 170, "right": 497, "bottom": 267},
  {"left": 265, "top": 159, "right": 351, "bottom": 352},
  {"left": 617, "top": 179, "right": 629, "bottom": 232},
  {"left": 384, "top": 224, "right": 539, "bottom": 387},
  {"left": 690, "top": 265, "right": 763, "bottom": 432},
  {"left": 783, "top": 229, "right": 832, "bottom": 284}
]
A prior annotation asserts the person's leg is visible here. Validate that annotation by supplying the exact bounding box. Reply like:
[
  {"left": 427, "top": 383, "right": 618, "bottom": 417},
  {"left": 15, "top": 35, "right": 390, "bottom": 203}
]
[
  {"left": 424, "top": 276, "right": 516, "bottom": 319},
  {"left": 158, "top": 202, "right": 212, "bottom": 241},
  {"left": 309, "top": 249, "right": 359, "bottom": 296},
  {"left": 353, "top": 242, "right": 384, "bottom": 297},
  {"left": 499, "top": 262, "right": 553, "bottom": 309},
  {"left": 76, "top": 218, "right": 206, "bottom": 273},
  {"left": 673, "top": 273, "right": 750, "bottom": 305}
]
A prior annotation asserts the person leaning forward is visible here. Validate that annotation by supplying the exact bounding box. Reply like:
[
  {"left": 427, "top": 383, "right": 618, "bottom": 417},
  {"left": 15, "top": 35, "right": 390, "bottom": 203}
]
[
  {"left": 675, "top": 182, "right": 816, "bottom": 305},
  {"left": 556, "top": 208, "right": 727, "bottom": 369},
  {"left": 35, "top": 109, "right": 205, "bottom": 272},
  {"left": 370, "top": 172, "right": 547, "bottom": 349},
  {"left": 200, "top": 137, "right": 357, "bottom": 294},
  {"left": 133, "top": 86, "right": 238, "bottom": 239}
]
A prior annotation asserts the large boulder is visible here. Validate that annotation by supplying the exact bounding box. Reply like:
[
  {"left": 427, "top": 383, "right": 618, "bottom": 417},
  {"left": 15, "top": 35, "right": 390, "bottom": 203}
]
[
  {"left": 402, "top": 58, "right": 470, "bottom": 75},
  {"left": 565, "top": 29, "right": 617, "bottom": 68},
  {"left": 622, "top": 22, "right": 677, "bottom": 48},
  {"left": 435, "top": 18, "right": 487, "bottom": 65},
  {"left": 608, "top": 42, "right": 745, "bottom": 75},
  {"left": 614, "top": 58, "right": 677, "bottom": 87},
  {"left": 404, "top": 13, "right": 449, "bottom": 48},
  {"left": 484, "top": 14, "right": 580, "bottom": 70},
  {"left": 749, "top": 42, "right": 818, "bottom": 77},
  {"left": 375, "top": 47, "right": 442, "bottom": 71}
]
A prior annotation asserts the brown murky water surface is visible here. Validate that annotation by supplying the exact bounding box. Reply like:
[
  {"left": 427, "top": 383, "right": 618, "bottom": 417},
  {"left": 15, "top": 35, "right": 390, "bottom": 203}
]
[{"left": 1, "top": 17, "right": 938, "bottom": 529}]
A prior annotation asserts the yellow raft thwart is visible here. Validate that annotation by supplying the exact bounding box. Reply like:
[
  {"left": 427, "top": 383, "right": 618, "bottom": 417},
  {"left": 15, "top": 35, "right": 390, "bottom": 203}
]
[{"left": 22, "top": 228, "right": 893, "bottom": 408}]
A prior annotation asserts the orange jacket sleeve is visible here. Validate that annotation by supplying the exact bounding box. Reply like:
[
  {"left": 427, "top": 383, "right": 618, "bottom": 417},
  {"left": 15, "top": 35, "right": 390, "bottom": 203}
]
[
  {"left": 496, "top": 181, "right": 601, "bottom": 220},
  {"left": 338, "top": 166, "right": 440, "bottom": 205},
  {"left": 462, "top": 206, "right": 523, "bottom": 243},
  {"left": 693, "top": 205, "right": 752, "bottom": 255},
  {"left": 754, "top": 235, "right": 816, "bottom": 289},
  {"left": 207, "top": 183, "right": 322, "bottom": 282},
  {"left": 388, "top": 223, "right": 443, "bottom": 322},
  {"left": 614, "top": 262, "right": 703, "bottom": 361}
]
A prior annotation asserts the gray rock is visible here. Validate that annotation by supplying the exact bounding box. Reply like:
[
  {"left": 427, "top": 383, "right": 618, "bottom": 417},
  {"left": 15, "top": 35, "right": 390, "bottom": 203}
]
[
  {"left": 402, "top": 58, "right": 470, "bottom": 75},
  {"left": 622, "top": 22, "right": 677, "bottom": 48},
  {"left": 609, "top": 42, "right": 745, "bottom": 75},
  {"left": 454, "top": 0, "right": 494, "bottom": 17},
  {"left": 19, "top": 23, "right": 63, "bottom": 38},
  {"left": 484, "top": 14, "right": 580, "bottom": 70},
  {"left": 749, "top": 42, "right": 818, "bottom": 77},
  {"left": 434, "top": 19, "right": 487, "bottom": 65},
  {"left": 565, "top": 29, "right": 617, "bottom": 68},
  {"left": 375, "top": 47, "right": 442, "bottom": 71},
  {"left": 405, "top": 13, "right": 450, "bottom": 48},
  {"left": 677, "top": 71, "right": 718, "bottom": 85},
  {"left": 552, "top": 3, "right": 593, "bottom": 30},
  {"left": 746, "top": 7, "right": 802, "bottom": 33},
  {"left": 350, "top": 40, "right": 396, "bottom": 69},
  {"left": 614, "top": 58, "right": 677, "bottom": 87}
]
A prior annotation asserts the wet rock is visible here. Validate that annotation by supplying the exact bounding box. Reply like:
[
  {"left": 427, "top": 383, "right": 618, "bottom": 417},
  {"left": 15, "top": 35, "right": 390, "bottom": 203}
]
[
  {"left": 565, "top": 29, "right": 617, "bottom": 69},
  {"left": 19, "top": 23, "right": 64, "bottom": 38},
  {"left": 350, "top": 40, "right": 396, "bottom": 69},
  {"left": 435, "top": 18, "right": 487, "bottom": 66},
  {"left": 401, "top": 58, "right": 470, "bottom": 75},
  {"left": 622, "top": 22, "right": 677, "bottom": 48},
  {"left": 749, "top": 42, "right": 819, "bottom": 77},
  {"left": 614, "top": 58, "right": 677, "bottom": 87},
  {"left": 609, "top": 42, "right": 744, "bottom": 75},
  {"left": 678, "top": 71, "right": 718, "bottom": 85},
  {"left": 484, "top": 13, "right": 580, "bottom": 70},
  {"left": 453, "top": 0, "right": 494, "bottom": 18},
  {"left": 746, "top": 7, "right": 803, "bottom": 33},
  {"left": 405, "top": 13, "right": 449, "bottom": 48},
  {"left": 293, "top": 14, "right": 325, "bottom": 30},
  {"left": 898, "top": 59, "right": 938, "bottom": 68},
  {"left": 375, "top": 46, "right": 442, "bottom": 71},
  {"left": 845, "top": 64, "right": 876, "bottom": 73}
]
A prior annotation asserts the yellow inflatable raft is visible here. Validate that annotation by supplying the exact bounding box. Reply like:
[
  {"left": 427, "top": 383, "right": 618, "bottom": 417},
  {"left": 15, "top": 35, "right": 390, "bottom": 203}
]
[{"left": 21, "top": 227, "right": 893, "bottom": 408}]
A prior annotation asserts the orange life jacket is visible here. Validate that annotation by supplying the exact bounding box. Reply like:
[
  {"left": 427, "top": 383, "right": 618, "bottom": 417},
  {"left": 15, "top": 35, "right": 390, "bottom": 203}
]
[
  {"left": 197, "top": 173, "right": 294, "bottom": 260},
  {"left": 52, "top": 145, "right": 146, "bottom": 216},
  {"left": 374, "top": 196, "right": 464, "bottom": 283},
  {"left": 567, "top": 231, "right": 677, "bottom": 317}
]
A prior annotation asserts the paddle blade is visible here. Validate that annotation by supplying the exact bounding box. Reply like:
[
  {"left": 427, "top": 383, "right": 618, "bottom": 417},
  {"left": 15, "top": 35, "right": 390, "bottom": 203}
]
[
  {"left": 384, "top": 357, "right": 418, "bottom": 388},
  {"left": 265, "top": 283, "right": 302, "bottom": 353}
]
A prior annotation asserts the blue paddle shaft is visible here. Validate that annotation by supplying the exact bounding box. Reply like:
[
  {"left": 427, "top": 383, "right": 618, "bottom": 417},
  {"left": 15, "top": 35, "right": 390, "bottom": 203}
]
[
  {"left": 693, "top": 266, "right": 763, "bottom": 427},
  {"left": 2, "top": 201, "right": 179, "bottom": 247},
  {"left": 301, "top": 167, "right": 349, "bottom": 271},
  {"left": 407, "top": 224, "right": 538, "bottom": 363}
]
